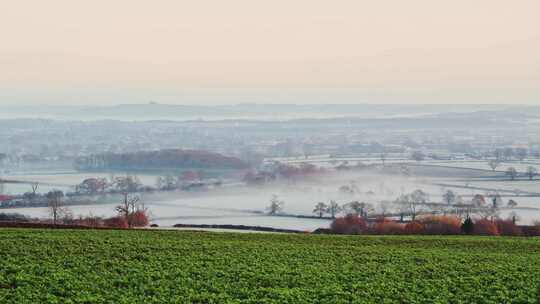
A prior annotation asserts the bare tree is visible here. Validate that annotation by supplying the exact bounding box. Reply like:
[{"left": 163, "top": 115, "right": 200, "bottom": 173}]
[
  {"left": 397, "top": 189, "right": 428, "bottom": 221},
  {"left": 327, "top": 200, "right": 341, "bottom": 219},
  {"left": 47, "top": 190, "right": 69, "bottom": 225},
  {"left": 345, "top": 201, "right": 362, "bottom": 215},
  {"left": 505, "top": 167, "right": 518, "bottom": 180},
  {"left": 164, "top": 174, "right": 177, "bottom": 190},
  {"left": 113, "top": 175, "right": 142, "bottom": 193},
  {"left": 503, "top": 147, "right": 514, "bottom": 161},
  {"left": 487, "top": 192, "right": 503, "bottom": 209},
  {"left": 156, "top": 176, "right": 164, "bottom": 190},
  {"left": 396, "top": 194, "right": 411, "bottom": 222},
  {"left": 471, "top": 194, "right": 486, "bottom": 207},
  {"left": 442, "top": 190, "right": 456, "bottom": 205},
  {"left": 507, "top": 199, "right": 518, "bottom": 208},
  {"left": 154, "top": 174, "right": 178, "bottom": 191},
  {"left": 115, "top": 192, "right": 144, "bottom": 227},
  {"left": 488, "top": 159, "right": 499, "bottom": 171},
  {"left": 377, "top": 200, "right": 393, "bottom": 218},
  {"left": 400, "top": 165, "right": 411, "bottom": 176},
  {"left": 31, "top": 182, "right": 39, "bottom": 196},
  {"left": 508, "top": 211, "right": 520, "bottom": 224},
  {"left": 514, "top": 148, "right": 528, "bottom": 161},
  {"left": 526, "top": 166, "right": 537, "bottom": 180},
  {"left": 477, "top": 205, "right": 499, "bottom": 220},
  {"left": 313, "top": 202, "right": 327, "bottom": 218},
  {"left": 267, "top": 195, "right": 284, "bottom": 215},
  {"left": 453, "top": 199, "right": 474, "bottom": 220},
  {"left": 494, "top": 149, "right": 504, "bottom": 162},
  {"left": 344, "top": 201, "right": 373, "bottom": 218},
  {"left": 411, "top": 151, "right": 425, "bottom": 162}
]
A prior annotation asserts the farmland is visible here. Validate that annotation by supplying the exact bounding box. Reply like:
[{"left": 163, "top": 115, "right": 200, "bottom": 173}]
[
  {"left": 1, "top": 229, "right": 539, "bottom": 303},
  {"left": 4, "top": 162, "right": 540, "bottom": 229}
]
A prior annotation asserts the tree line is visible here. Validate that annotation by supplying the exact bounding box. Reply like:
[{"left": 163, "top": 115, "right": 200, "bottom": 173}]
[
  {"left": 43, "top": 190, "right": 149, "bottom": 228},
  {"left": 328, "top": 214, "right": 539, "bottom": 236},
  {"left": 74, "top": 149, "right": 248, "bottom": 171},
  {"left": 266, "top": 188, "right": 522, "bottom": 225}
]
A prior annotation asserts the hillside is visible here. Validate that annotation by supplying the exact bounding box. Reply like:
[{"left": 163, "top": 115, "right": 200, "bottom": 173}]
[{"left": 0, "top": 229, "right": 539, "bottom": 303}]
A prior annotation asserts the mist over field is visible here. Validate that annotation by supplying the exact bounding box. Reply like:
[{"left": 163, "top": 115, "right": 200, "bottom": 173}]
[{"left": 0, "top": 104, "right": 539, "bottom": 230}]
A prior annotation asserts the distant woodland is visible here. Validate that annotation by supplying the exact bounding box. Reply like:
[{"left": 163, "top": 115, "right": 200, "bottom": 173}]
[{"left": 74, "top": 149, "right": 248, "bottom": 171}]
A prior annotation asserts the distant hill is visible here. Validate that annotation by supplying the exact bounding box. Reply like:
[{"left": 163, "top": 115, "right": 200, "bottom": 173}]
[
  {"left": 72, "top": 103, "right": 520, "bottom": 120},
  {"left": 3, "top": 103, "right": 535, "bottom": 121}
]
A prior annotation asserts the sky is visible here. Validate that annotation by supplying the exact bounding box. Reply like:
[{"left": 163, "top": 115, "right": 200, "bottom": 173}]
[{"left": 1, "top": 0, "right": 539, "bottom": 105}]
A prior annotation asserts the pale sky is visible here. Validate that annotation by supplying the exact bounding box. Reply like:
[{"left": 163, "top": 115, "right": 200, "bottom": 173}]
[{"left": 1, "top": 0, "right": 539, "bottom": 105}]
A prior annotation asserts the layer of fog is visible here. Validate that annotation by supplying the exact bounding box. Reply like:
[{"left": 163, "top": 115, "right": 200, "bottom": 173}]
[{"left": 4, "top": 168, "right": 540, "bottom": 228}]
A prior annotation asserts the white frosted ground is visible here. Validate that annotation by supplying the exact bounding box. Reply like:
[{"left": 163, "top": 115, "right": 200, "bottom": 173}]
[{"left": 2, "top": 165, "right": 540, "bottom": 228}]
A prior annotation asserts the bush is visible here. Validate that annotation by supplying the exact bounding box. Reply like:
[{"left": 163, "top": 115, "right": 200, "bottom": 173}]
[
  {"left": 495, "top": 219, "right": 522, "bottom": 236},
  {"left": 330, "top": 214, "right": 367, "bottom": 235},
  {"left": 474, "top": 219, "right": 499, "bottom": 236},
  {"left": 404, "top": 221, "right": 425, "bottom": 234},
  {"left": 130, "top": 210, "right": 150, "bottom": 227},
  {"left": 74, "top": 216, "right": 104, "bottom": 228},
  {"left": 0, "top": 213, "right": 30, "bottom": 222},
  {"left": 103, "top": 216, "right": 128, "bottom": 229},
  {"left": 532, "top": 225, "right": 540, "bottom": 236},
  {"left": 419, "top": 216, "right": 461, "bottom": 235},
  {"left": 533, "top": 221, "right": 540, "bottom": 236},
  {"left": 371, "top": 219, "right": 404, "bottom": 235}
]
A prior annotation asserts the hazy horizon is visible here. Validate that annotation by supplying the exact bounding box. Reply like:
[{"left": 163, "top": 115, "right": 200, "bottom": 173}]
[{"left": 1, "top": 88, "right": 539, "bottom": 107}]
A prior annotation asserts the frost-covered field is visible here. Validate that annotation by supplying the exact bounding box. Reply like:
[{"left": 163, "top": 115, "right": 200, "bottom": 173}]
[
  {"left": 2, "top": 161, "right": 540, "bottom": 228},
  {"left": 1, "top": 171, "right": 161, "bottom": 188},
  {"left": 272, "top": 156, "right": 540, "bottom": 173},
  {"left": 428, "top": 160, "right": 540, "bottom": 172}
]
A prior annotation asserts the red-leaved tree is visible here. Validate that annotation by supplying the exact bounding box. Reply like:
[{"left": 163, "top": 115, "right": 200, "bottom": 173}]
[
  {"left": 371, "top": 218, "right": 404, "bottom": 235},
  {"left": 131, "top": 210, "right": 150, "bottom": 227},
  {"left": 533, "top": 221, "right": 540, "bottom": 236},
  {"left": 474, "top": 219, "right": 499, "bottom": 236},
  {"left": 404, "top": 221, "right": 425, "bottom": 234},
  {"left": 115, "top": 193, "right": 150, "bottom": 228},
  {"left": 419, "top": 216, "right": 461, "bottom": 235},
  {"left": 495, "top": 219, "right": 522, "bottom": 236},
  {"left": 330, "top": 214, "right": 367, "bottom": 235},
  {"left": 104, "top": 216, "right": 128, "bottom": 228}
]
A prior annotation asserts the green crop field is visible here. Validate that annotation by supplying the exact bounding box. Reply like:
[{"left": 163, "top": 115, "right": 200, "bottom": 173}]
[{"left": 0, "top": 229, "right": 539, "bottom": 303}]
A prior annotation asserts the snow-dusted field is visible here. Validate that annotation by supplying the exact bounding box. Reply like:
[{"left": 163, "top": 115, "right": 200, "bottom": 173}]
[
  {"left": 1, "top": 171, "right": 162, "bottom": 188},
  {"left": 2, "top": 161, "right": 540, "bottom": 228},
  {"left": 427, "top": 160, "right": 540, "bottom": 172}
]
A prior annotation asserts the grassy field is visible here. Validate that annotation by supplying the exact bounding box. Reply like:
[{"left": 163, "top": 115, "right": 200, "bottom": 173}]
[{"left": 0, "top": 229, "right": 539, "bottom": 303}]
